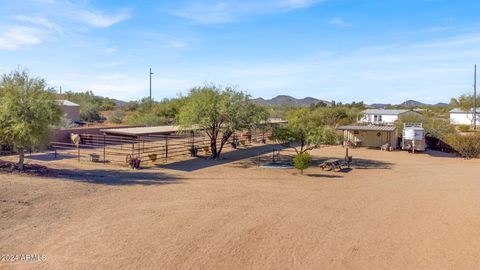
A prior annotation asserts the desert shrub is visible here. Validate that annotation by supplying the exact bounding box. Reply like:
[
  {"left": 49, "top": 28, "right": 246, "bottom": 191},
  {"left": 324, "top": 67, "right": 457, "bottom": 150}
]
[
  {"left": 457, "top": 125, "right": 471, "bottom": 133},
  {"left": 293, "top": 152, "right": 312, "bottom": 175},
  {"left": 446, "top": 133, "right": 480, "bottom": 159},
  {"left": 109, "top": 110, "right": 125, "bottom": 124},
  {"left": 80, "top": 102, "right": 102, "bottom": 122},
  {"left": 57, "top": 116, "right": 77, "bottom": 129}
]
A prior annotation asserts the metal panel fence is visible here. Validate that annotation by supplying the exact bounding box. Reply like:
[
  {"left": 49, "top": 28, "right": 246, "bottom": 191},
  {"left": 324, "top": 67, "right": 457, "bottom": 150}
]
[{"left": 49, "top": 129, "right": 272, "bottom": 166}]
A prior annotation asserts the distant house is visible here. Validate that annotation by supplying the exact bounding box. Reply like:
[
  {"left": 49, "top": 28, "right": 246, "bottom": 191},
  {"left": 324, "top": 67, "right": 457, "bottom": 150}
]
[
  {"left": 449, "top": 108, "right": 480, "bottom": 126},
  {"left": 358, "top": 109, "right": 422, "bottom": 125},
  {"left": 57, "top": 100, "right": 80, "bottom": 122}
]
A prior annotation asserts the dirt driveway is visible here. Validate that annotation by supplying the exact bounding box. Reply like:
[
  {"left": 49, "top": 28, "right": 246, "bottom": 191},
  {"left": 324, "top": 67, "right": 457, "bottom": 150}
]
[{"left": 1, "top": 146, "right": 479, "bottom": 269}]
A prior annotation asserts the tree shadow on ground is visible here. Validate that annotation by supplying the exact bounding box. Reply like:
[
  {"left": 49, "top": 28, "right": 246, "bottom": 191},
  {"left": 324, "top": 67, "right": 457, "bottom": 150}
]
[
  {"left": 306, "top": 173, "right": 344, "bottom": 178},
  {"left": 27, "top": 153, "right": 77, "bottom": 161},
  {"left": 421, "top": 149, "right": 458, "bottom": 158},
  {"left": 233, "top": 152, "right": 292, "bottom": 169},
  {"left": 158, "top": 144, "right": 284, "bottom": 172},
  {"left": 312, "top": 157, "right": 394, "bottom": 170},
  {"left": 51, "top": 168, "right": 182, "bottom": 186}
]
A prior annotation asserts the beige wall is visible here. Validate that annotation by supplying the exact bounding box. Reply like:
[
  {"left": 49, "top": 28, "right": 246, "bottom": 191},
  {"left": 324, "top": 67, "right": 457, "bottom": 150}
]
[
  {"left": 344, "top": 130, "right": 398, "bottom": 149},
  {"left": 60, "top": 105, "right": 80, "bottom": 122}
]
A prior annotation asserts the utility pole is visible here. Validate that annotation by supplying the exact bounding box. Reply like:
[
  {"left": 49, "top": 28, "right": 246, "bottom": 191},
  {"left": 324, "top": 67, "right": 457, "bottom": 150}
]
[
  {"left": 149, "top": 68, "right": 154, "bottom": 108},
  {"left": 474, "top": 64, "right": 477, "bottom": 130}
]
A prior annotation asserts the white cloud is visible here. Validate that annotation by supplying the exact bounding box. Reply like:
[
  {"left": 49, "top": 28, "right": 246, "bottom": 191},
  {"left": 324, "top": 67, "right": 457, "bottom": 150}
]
[
  {"left": 71, "top": 9, "right": 130, "bottom": 28},
  {"left": 95, "top": 74, "right": 127, "bottom": 80},
  {"left": 0, "top": 25, "right": 44, "bottom": 49},
  {"left": 105, "top": 47, "right": 117, "bottom": 54},
  {"left": 327, "top": 17, "right": 350, "bottom": 27},
  {"left": 173, "top": 0, "right": 322, "bottom": 24},
  {"left": 10, "top": 15, "right": 62, "bottom": 33},
  {"left": 0, "top": 2, "right": 131, "bottom": 50},
  {"left": 167, "top": 40, "right": 188, "bottom": 49}
]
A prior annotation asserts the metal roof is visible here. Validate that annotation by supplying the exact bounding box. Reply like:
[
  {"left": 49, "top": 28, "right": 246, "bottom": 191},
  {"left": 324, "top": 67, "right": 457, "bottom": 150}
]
[
  {"left": 101, "top": 118, "right": 286, "bottom": 137},
  {"left": 101, "top": 125, "right": 188, "bottom": 136},
  {"left": 337, "top": 125, "right": 396, "bottom": 132},
  {"left": 362, "top": 109, "right": 414, "bottom": 115},
  {"left": 450, "top": 108, "right": 479, "bottom": 113},
  {"left": 57, "top": 100, "right": 80, "bottom": 106}
]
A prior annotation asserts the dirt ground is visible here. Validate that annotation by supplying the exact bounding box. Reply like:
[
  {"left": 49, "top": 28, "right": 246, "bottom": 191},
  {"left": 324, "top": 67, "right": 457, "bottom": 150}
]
[{"left": 1, "top": 145, "right": 480, "bottom": 270}]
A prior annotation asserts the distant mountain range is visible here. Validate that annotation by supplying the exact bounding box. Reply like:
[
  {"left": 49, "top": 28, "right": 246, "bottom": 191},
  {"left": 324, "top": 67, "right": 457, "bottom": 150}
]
[
  {"left": 370, "top": 100, "right": 450, "bottom": 109},
  {"left": 97, "top": 94, "right": 450, "bottom": 109},
  {"left": 251, "top": 95, "right": 331, "bottom": 107},
  {"left": 251, "top": 96, "right": 450, "bottom": 108},
  {"left": 111, "top": 98, "right": 127, "bottom": 106}
]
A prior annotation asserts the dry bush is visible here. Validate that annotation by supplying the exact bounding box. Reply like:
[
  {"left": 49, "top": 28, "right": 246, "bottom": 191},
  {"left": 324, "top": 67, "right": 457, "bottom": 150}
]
[
  {"left": 446, "top": 133, "right": 480, "bottom": 159},
  {"left": 457, "top": 125, "right": 471, "bottom": 133}
]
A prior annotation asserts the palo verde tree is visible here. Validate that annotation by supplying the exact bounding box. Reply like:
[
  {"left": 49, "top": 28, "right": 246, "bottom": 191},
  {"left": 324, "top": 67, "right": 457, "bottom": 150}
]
[
  {"left": 178, "top": 85, "right": 268, "bottom": 159},
  {"left": 271, "top": 108, "right": 337, "bottom": 154},
  {"left": 0, "top": 70, "right": 61, "bottom": 170}
]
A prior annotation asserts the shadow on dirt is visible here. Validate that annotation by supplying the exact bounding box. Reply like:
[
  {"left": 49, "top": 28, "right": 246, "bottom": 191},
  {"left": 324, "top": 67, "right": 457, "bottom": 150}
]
[
  {"left": 158, "top": 144, "right": 284, "bottom": 172},
  {"left": 306, "top": 173, "right": 344, "bottom": 178},
  {"left": 312, "top": 157, "right": 394, "bottom": 170},
  {"left": 53, "top": 169, "right": 183, "bottom": 186}
]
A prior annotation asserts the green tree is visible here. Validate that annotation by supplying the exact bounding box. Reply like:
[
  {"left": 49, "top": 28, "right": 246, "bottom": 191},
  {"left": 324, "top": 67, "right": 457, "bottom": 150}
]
[
  {"left": 80, "top": 102, "right": 101, "bottom": 122},
  {"left": 178, "top": 85, "right": 268, "bottom": 159},
  {"left": 271, "top": 108, "right": 337, "bottom": 154},
  {"left": 109, "top": 109, "right": 125, "bottom": 124},
  {"left": 314, "top": 106, "right": 361, "bottom": 127},
  {"left": 293, "top": 152, "right": 312, "bottom": 175},
  {"left": 0, "top": 70, "right": 61, "bottom": 170},
  {"left": 127, "top": 97, "right": 185, "bottom": 126}
]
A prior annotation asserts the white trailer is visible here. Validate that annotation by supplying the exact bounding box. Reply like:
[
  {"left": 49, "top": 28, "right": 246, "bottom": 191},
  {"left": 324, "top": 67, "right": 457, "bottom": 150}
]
[{"left": 402, "top": 123, "right": 425, "bottom": 153}]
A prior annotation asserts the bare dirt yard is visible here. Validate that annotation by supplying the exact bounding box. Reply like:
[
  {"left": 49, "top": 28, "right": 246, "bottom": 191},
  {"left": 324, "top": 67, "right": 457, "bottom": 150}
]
[{"left": 1, "top": 145, "right": 480, "bottom": 270}]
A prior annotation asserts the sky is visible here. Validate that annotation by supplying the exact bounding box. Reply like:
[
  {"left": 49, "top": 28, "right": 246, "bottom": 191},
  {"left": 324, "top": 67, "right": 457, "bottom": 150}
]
[{"left": 1, "top": 0, "right": 480, "bottom": 104}]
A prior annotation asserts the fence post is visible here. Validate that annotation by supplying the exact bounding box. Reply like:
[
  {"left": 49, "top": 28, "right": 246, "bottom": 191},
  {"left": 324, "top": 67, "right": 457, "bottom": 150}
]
[
  {"left": 165, "top": 136, "right": 168, "bottom": 162},
  {"left": 191, "top": 131, "right": 195, "bottom": 148},
  {"left": 103, "top": 135, "right": 106, "bottom": 164},
  {"left": 77, "top": 145, "right": 80, "bottom": 162},
  {"left": 132, "top": 140, "right": 135, "bottom": 156}
]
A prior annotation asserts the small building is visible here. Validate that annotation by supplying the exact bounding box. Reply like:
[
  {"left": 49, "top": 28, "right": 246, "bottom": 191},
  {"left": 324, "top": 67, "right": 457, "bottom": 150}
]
[
  {"left": 358, "top": 109, "right": 422, "bottom": 125},
  {"left": 57, "top": 100, "right": 80, "bottom": 122},
  {"left": 449, "top": 108, "right": 480, "bottom": 126},
  {"left": 337, "top": 125, "right": 398, "bottom": 149}
]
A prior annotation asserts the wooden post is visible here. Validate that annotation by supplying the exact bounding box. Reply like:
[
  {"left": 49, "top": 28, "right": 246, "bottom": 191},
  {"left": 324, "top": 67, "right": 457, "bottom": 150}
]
[
  {"left": 191, "top": 131, "right": 195, "bottom": 148},
  {"left": 103, "top": 135, "right": 106, "bottom": 164},
  {"left": 132, "top": 140, "right": 135, "bottom": 157},
  {"left": 77, "top": 145, "right": 80, "bottom": 162},
  {"left": 165, "top": 136, "right": 168, "bottom": 162}
]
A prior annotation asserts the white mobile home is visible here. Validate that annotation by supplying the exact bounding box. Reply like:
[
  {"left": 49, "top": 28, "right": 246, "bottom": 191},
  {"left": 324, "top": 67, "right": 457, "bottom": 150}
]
[
  {"left": 449, "top": 108, "right": 480, "bottom": 126},
  {"left": 358, "top": 109, "right": 422, "bottom": 125}
]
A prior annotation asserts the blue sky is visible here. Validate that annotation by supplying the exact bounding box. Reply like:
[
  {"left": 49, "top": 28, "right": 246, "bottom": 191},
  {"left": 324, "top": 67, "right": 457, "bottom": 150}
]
[{"left": 1, "top": 0, "right": 479, "bottom": 104}]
